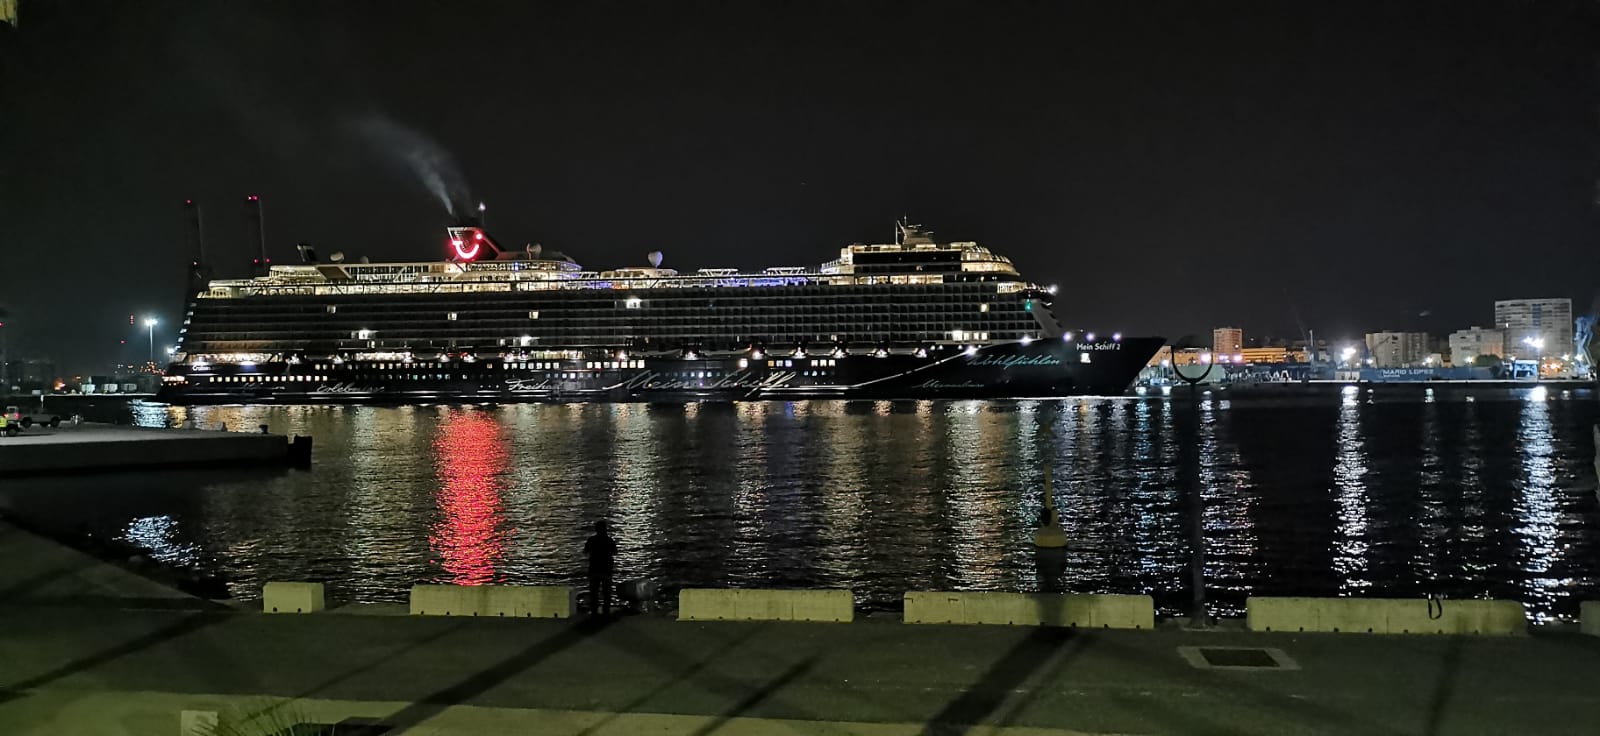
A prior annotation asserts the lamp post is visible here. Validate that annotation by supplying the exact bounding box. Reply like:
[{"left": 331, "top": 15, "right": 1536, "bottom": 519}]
[
  {"left": 1169, "top": 337, "right": 1213, "bottom": 629},
  {"left": 144, "top": 317, "right": 158, "bottom": 363}
]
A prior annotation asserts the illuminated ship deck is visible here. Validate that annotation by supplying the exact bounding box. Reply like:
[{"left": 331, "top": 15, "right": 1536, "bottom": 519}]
[{"left": 159, "top": 222, "right": 1162, "bottom": 403}]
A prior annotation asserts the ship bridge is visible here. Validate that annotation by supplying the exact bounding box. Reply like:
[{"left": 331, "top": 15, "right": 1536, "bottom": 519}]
[{"left": 819, "top": 221, "right": 1019, "bottom": 280}]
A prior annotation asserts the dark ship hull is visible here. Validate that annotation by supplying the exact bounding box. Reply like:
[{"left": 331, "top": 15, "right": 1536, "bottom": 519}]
[{"left": 157, "top": 337, "right": 1162, "bottom": 405}]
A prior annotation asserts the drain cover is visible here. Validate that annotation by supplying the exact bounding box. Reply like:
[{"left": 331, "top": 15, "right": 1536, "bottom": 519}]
[{"left": 1178, "top": 646, "right": 1299, "bottom": 671}]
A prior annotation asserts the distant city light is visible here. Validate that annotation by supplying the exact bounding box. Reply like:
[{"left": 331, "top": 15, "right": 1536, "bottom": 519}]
[{"left": 1046, "top": 284, "right": 1058, "bottom": 295}]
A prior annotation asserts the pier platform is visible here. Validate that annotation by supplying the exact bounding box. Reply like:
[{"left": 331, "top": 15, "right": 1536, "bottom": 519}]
[
  {"left": 1, "top": 523, "right": 1597, "bottom": 734},
  {"left": 0, "top": 424, "right": 302, "bottom": 475}
]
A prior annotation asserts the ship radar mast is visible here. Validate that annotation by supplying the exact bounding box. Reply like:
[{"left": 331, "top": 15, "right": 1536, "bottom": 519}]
[{"left": 895, "top": 219, "right": 936, "bottom": 246}]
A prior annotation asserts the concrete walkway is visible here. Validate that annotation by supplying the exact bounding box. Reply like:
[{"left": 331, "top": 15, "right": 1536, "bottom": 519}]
[
  {"left": 0, "top": 520, "right": 208, "bottom": 609},
  {"left": 2, "top": 604, "right": 1599, "bottom": 735},
  {"left": 2, "top": 522, "right": 1599, "bottom": 735}
]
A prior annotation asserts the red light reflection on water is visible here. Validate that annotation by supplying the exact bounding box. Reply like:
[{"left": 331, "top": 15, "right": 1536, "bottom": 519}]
[{"left": 429, "top": 410, "right": 509, "bottom": 585}]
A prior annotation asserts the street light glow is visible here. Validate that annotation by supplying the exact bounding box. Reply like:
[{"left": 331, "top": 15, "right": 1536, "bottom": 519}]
[{"left": 143, "top": 317, "right": 158, "bottom": 328}]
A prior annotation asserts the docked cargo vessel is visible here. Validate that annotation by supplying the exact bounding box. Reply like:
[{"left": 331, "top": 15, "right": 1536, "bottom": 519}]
[{"left": 158, "top": 220, "right": 1161, "bottom": 404}]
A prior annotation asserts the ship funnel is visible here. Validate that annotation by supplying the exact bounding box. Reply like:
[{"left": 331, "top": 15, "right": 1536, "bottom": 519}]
[{"left": 445, "top": 225, "right": 501, "bottom": 262}]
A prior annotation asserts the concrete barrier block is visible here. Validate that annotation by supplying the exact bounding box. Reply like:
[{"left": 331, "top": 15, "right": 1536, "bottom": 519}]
[
  {"left": 679, "top": 588, "right": 853, "bottom": 622},
  {"left": 410, "top": 584, "right": 487, "bottom": 616},
  {"left": 1044, "top": 593, "right": 1155, "bottom": 629},
  {"left": 1248, "top": 596, "right": 1526, "bottom": 635},
  {"left": 1247, "top": 596, "right": 1322, "bottom": 632},
  {"left": 678, "top": 588, "right": 741, "bottom": 621},
  {"left": 1448, "top": 600, "right": 1526, "bottom": 636},
  {"left": 961, "top": 592, "right": 1036, "bottom": 625},
  {"left": 1582, "top": 602, "right": 1600, "bottom": 637},
  {"left": 903, "top": 591, "right": 964, "bottom": 624},
  {"left": 1320, "top": 598, "right": 1390, "bottom": 634},
  {"left": 262, "top": 582, "right": 324, "bottom": 614},
  {"left": 483, "top": 585, "right": 575, "bottom": 618},
  {"left": 736, "top": 589, "right": 794, "bottom": 621},
  {"left": 785, "top": 589, "right": 853, "bottom": 622}
]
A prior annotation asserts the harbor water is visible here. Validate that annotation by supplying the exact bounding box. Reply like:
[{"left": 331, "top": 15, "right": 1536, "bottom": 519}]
[{"left": 2, "top": 388, "right": 1597, "bottom": 620}]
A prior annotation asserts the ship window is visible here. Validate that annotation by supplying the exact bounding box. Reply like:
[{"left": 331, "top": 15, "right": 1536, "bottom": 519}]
[
  {"left": 528, "top": 311, "right": 539, "bottom": 319},
  {"left": 448, "top": 312, "right": 458, "bottom": 321},
  {"left": 979, "top": 303, "right": 989, "bottom": 312},
  {"left": 739, "top": 359, "right": 748, "bottom": 368},
  {"left": 1080, "top": 353, "right": 1091, "bottom": 364},
  {"left": 326, "top": 305, "right": 337, "bottom": 314}
]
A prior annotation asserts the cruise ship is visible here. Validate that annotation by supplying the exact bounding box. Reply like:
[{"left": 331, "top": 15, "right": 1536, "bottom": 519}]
[{"left": 157, "top": 219, "right": 1162, "bottom": 404}]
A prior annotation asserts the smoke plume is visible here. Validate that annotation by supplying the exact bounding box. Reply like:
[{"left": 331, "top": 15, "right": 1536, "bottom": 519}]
[{"left": 347, "top": 114, "right": 473, "bottom": 217}]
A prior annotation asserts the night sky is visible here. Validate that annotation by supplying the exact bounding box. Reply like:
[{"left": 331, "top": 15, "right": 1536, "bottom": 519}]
[{"left": 1, "top": 1, "right": 1595, "bottom": 372}]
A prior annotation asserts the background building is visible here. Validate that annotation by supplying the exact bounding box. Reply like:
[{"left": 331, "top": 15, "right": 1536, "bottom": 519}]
[
  {"left": 1212, "top": 327, "right": 1242, "bottom": 360},
  {"left": 1239, "top": 346, "right": 1309, "bottom": 364},
  {"left": 1448, "top": 326, "right": 1504, "bottom": 365},
  {"left": 1494, "top": 298, "right": 1571, "bottom": 360},
  {"left": 2, "top": 358, "right": 55, "bottom": 392},
  {"left": 1364, "top": 331, "right": 1429, "bottom": 368}
]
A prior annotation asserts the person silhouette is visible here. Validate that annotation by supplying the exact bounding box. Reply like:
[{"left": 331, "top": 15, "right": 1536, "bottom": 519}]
[{"left": 584, "top": 520, "right": 617, "bottom": 615}]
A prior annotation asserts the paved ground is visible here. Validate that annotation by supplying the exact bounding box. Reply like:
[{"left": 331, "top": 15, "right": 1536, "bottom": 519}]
[
  {"left": 2, "top": 522, "right": 1599, "bottom": 735},
  {"left": 0, "top": 520, "right": 207, "bottom": 609}
]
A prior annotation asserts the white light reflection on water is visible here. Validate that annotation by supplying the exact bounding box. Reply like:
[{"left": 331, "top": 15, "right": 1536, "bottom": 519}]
[
  {"left": 816, "top": 401, "right": 868, "bottom": 582},
  {"left": 1332, "top": 391, "right": 1372, "bottom": 590},
  {"left": 607, "top": 403, "right": 658, "bottom": 584},
  {"left": 123, "top": 515, "right": 200, "bottom": 565},
  {"left": 18, "top": 395, "right": 1595, "bottom": 620},
  {"left": 1196, "top": 394, "right": 1257, "bottom": 614},
  {"left": 1414, "top": 397, "right": 1446, "bottom": 585},
  {"left": 729, "top": 403, "right": 775, "bottom": 584},
  {"left": 945, "top": 401, "right": 1007, "bottom": 590},
  {"left": 1513, "top": 391, "right": 1568, "bottom": 622}
]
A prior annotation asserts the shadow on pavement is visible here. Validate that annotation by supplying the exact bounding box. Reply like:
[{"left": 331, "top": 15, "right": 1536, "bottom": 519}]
[
  {"left": 1422, "top": 636, "right": 1465, "bottom": 736},
  {"left": 685, "top": 654, "right": 819, "bottom": 736},
  {"left": 378, "top": 615, "right": 617, "bottom": 730},
  {"left": 293, "top": 621, "right": 469, "bottom": 703},
  {"left": 0, "top": 611, "right": 229, "bottom": 694},
  {"left": 924, "top": 626, "right": 1082, "bottom": 736},
  {"left": 574, "top": 624, "right": 768, "bottom": 736}
]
